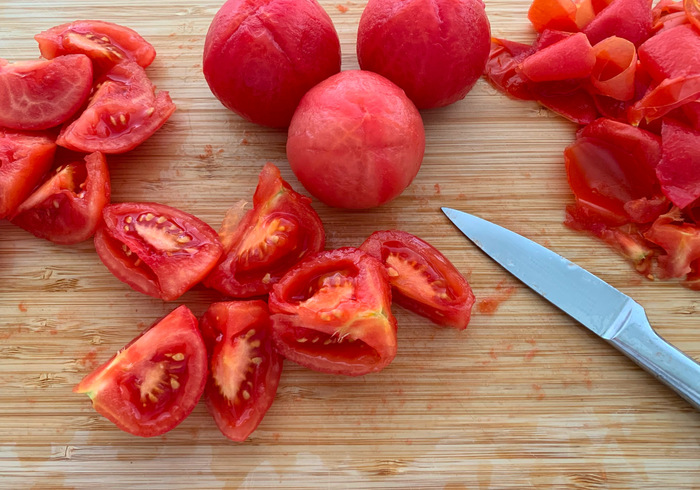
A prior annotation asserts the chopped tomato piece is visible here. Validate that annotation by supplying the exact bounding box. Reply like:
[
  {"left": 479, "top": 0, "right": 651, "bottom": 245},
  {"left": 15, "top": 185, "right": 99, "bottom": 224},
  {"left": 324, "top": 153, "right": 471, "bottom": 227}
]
[
  {"left": 583, "top": 0, "right": 654, "bottom": 46},
  {"left": 644, "top": 208, "right": 700, "bottom": 278},
  {"left": 35, "top": 20, "right": 156, "bottom": 71},
  {"left": 74, "top": 305, "right": 207, "bottom": 437},
  {"left": 638, "top": 24, "right": 700, "bottom": 83},
  {"left": 590, "top": 36, "right": 638, "bottom": 101},
  {"left": 94, "top": 202, "right": 224, "bottom": 301},
  {"left": 57, "top": 61, "right": 175, "bottom": 154},
  {"left": 204, "top": 163, "right": 325, "bottom": 298},
  {"left": 656, "top": 118, "right": 700, "bottom": 208},
  {"left": 519, "top": 32, "right": 596, "bottom": 82},
  {"left": 268, "top": 248, "right": 397, "bottom": 377},
  {"left": 0, "top": 55, "right": 92, "bottom": 131},
  {"left": 360, "top": 230, "right": 475, "bottom": 330},
  {"left": 11, "top": 151, "right": 110, "bottom": 244},
  {"left": 200, "top": 301, "right": 283, "bottom": 442},
  {"left": 0, "top": 130, "right": 56, "bottom": 219}
]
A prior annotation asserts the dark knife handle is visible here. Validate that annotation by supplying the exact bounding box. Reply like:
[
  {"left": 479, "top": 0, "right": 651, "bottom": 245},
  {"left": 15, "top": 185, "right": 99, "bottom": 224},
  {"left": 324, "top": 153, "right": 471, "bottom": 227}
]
[{"left": 608, "top": 302, "right": 700, "bottom": 411}]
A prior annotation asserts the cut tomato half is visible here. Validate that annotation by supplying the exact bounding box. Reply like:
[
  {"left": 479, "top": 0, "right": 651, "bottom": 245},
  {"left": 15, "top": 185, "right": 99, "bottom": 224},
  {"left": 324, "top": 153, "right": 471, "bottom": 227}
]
[
  {"left": 11, "top": 151, "right": 110, "bottom": 244},
  {"left": 94, "top": 202, "right": 223, "bottom": 301},
  {"left": 35, "top": 20, "right": 156, "bottom": 71},
  {"left": 0, "top": 54, "right": 93, "bottom": 130},
  {"left": 57, "top": 61, "right": 175, "bottom": 154},
  {"left": 360, "top": 230, "right": 475, "bottom": 330},
  {"left": 74, "top": 305, "right": 207, "bottom": 437},
  {"left": 200, "top": 301, "right": 283, "bottom": 442},
  {"left": 204, "top": 163, "right": 325, "bottom": 298},
  {"left": 268, "top": 247, "right": 397, "bottom": 377}
]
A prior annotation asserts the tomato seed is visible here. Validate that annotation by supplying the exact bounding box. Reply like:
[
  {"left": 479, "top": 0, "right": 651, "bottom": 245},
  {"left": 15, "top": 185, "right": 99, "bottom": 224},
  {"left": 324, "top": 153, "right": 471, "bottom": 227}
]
[{"left": 172, "top": 353, "right": 185, "bottom": 361}]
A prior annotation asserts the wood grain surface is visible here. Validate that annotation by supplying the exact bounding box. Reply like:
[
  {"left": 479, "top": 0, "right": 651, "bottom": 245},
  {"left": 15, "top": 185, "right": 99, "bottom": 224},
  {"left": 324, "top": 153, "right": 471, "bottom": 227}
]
[{"left": 1, "top": 1, "right": 699, "bottom": 488}]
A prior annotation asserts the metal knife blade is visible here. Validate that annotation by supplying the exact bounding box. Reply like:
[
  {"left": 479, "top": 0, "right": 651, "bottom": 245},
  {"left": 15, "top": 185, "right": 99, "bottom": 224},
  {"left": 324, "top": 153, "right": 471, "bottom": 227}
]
[{"left": 442, "top": 207, "right": 700, "bottom": 410}]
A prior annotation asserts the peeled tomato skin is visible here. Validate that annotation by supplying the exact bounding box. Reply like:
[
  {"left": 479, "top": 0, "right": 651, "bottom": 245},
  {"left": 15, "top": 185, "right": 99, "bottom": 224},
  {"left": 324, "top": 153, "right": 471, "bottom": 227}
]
[{"left": 286, "top": 70, "right": 425, "bottom": 210}]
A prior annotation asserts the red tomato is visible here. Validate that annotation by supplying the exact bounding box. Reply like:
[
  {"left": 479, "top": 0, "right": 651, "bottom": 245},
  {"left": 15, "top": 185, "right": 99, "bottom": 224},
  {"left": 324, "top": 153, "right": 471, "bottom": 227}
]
[
  {"left": 57, "top": 61, "right": 175, "bottom": 154},
  {"left": 0, "top": 55, "right": 93, "bottom": 131},
  {"left": 11, "top": 151, "right": 110, "bottom": 244},
  {"left": 565, "top": 118, "right": 667, "bottom": 224},
  {"left": 0, "top": 130, "right": 56, "bottom": 219},
  {"left": 199, "top": 301, "right": 283, "bottom": 442},
  {"left": 357, "top": 0, "right": 491, "bottom": 109},
  {"left": 74, "top": 305, "right": 207, "bottom": 437},
  {"left": 268, "top": 247, "right": 398, "bottom": 377},
  {"left": 203, "top": 0, "right": 341, "bottom": 128},
  {"left": 656, "top": 118, "right": 700, "bottom": 209},
  {"left": 35, "top": 20, "right": 156, "bottom": 71},
  {"left": 204, "top": 163, "right": 325, "bottom": 298},
  {"left": 286, "top": 70, "right": 425, "bottom": 209},
  {"left": 519, "top": 32, "right": 596, "bottom": 82},
  {"left": 645, "top": 208, "right": 700, "bottom": 278},
  {"left": 360, "top": 230, "right": 475, "bottom": 330},
  {"left": 583, "top": 0, "right": 653, "bottom": 46},
  {"left": 94, "top": 202, "right": 224, "bottom": 301}
]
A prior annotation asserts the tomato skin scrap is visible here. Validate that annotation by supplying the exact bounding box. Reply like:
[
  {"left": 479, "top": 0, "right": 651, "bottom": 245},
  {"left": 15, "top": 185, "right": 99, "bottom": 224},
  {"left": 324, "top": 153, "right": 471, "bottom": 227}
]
[
  {"left": 656, "top": 118, "right": 700, "bottom": 209},
  {"left": 582, "top": 0, "right": 654, "bottom": 47},
  {"left": 360, "top": 230, "right": 475, "bottom": 330},
  {"left": 519, "top": 32, "right": 596, "bottom": 82},
  {"left": 638, "top": 24, "right": 700, "bottom": 83},
  {"left": 590, "top": 36, "right": 638, "bottom": 101},
  {"left": 0, "top": 54, "right": 93, "bottom": 131},
  {"left": 74, "top": 305, "right": 207, "bottom": 438},
  {"left": 269, "top": 247, "right": 398, "bottom": 377}
]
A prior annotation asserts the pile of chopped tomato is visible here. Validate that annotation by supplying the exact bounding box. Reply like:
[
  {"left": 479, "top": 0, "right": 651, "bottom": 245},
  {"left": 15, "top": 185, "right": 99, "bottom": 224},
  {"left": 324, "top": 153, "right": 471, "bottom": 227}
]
[{"left": 485, "top": 0, "right": 700, "bottom": 289}]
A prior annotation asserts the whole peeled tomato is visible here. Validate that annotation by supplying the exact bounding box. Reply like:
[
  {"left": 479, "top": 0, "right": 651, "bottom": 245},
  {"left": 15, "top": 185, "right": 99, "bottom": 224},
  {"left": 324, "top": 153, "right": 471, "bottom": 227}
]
[
  {"left": 203, "top": 0, "right": 341, "bottom": 128},
  {"left": 357, "top": 0, "right": 491, "bottom": 109},
  {"left": 286, "top": 70, "right": 425, "bottom": 209}
]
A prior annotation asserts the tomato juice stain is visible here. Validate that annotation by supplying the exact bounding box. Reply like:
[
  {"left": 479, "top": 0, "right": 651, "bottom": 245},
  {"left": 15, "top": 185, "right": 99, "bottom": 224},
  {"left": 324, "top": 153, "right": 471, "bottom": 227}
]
[
  {"left": 434, "top": 183, "right": 441, "bottom": 195},
  {"left": 336, "top": 4, "right": 349, "bottom": 12},
  {"left": 17, "top": 302, "right": 27, "bottom": 312},
  {"left": 531, "top": 384, "right": 545, "bottom": 400},
  {"left": 524, "top": 348, "right": 539, "bottom": 361},
  {"left": 476, "top": 282, "right": 516, "bottom": 315}
]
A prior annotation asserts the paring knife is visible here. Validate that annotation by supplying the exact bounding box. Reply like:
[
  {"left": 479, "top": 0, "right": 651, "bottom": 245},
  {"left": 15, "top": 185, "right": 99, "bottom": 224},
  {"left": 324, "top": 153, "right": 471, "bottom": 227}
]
[{"left": 442, "top": 207, "right": 700, "bottom": 411}]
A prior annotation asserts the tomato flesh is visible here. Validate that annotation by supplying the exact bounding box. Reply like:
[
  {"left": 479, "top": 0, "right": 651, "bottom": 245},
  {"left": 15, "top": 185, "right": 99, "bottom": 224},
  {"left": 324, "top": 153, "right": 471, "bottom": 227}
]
[
  {"left": 268, "top": 248, "right": 397, "bottom": 376},
  {"left": 204, "top": 163, "right": 325, "bottom": 298},
  {"left": 360, "top": 230, "right": 475, "bottom": 330},
  {"left": 0, "top": 130, "right": 56, "bottom": 219},
  {"left": 74, "top": 305, "right": 207, "bottom": 437},
  {"left": 35, "top": 20, "right": 156, "bottom": 71},
  {"left": 94, "top": 202, "right": 223, "bottom": 301},
  {"left": 11, "top": 151, "right": 110, "bottom": 244},
  {"left": 57, "top": 61, "right": 175, "bottom": 154},
  {"left": 200, "top": 301, "right": 283, "bottom": 442},
  {"left": 0, "top": 55, "right": 93, "bottom": 131}
]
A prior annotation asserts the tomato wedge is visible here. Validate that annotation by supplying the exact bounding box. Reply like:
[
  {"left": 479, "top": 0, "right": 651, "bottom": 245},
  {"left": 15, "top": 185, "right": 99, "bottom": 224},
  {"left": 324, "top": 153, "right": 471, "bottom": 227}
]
[
  {"left": 268, "top": 247, "right": 397, "bottom": 377},
  {"left": 57, "top": 61, "right": 176, "bottom": 154},
  {"left": 0, "top": 130, "right": 56, "bottom": 219},
  {"left": 11, "top": 151, "right": 110, "bottom": 244},
  {"left": 94, "top": 202, "right": 223, "bottom": 301},
  {"left": 204, "top": 163, "right": 325, "bottom": 298},
  {"left": 0, "top": 54, "right": 92, "bottom": 130},
  {"left": 200, "top": 301, "right": 283, "bottom": 442},
  {"left": 35, "top": 20, "right": 156, "bottom": 71},
  {"left": 74, "top": 305, "right": 207, "bottom": 437},
  {"left": 360, "top": 230, "right": 475, "bottom": 330}
]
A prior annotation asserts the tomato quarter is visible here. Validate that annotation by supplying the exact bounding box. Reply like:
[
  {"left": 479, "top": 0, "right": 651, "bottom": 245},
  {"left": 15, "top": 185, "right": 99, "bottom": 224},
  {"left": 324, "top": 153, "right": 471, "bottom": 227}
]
[
  {"left": 360, "top": 230, "right": 476, "bottom": 330},
  {"left": 268, "top": 247, "right": 397, "bottom": 377},
  {"left": 74, "top": 305, "right": 207, "bottom": 437},
  {"left": 200, "top": 301, "right": 283, "bottom": 442},
  {"left": 11, "top": 151, "right": 110, "bottom": 244},
  {"left": 94, "top": 202, "right": 223, "bottom": 301}
]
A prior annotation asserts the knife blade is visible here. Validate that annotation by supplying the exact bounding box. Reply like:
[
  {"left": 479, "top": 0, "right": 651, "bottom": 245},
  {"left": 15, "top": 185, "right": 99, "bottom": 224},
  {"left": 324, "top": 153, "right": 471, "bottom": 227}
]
[{"left": 442, "top": 207, "right": 700, "bottom": 411}]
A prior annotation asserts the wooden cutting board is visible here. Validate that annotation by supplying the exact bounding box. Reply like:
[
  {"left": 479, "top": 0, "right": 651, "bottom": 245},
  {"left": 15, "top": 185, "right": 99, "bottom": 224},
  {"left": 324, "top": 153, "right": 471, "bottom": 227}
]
[{"left": 1, "top": 1, "right": 698, "bottom": 487}]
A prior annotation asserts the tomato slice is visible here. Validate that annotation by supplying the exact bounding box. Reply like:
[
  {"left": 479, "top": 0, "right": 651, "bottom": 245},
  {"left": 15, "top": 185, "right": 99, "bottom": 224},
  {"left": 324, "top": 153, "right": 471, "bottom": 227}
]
[
  {"left": 74, "top": 305, "right": 207, "bottom": 437},
  {"left": 360, "top": 230, "right": 475, "bottom": 330},
  {"left": 268, "top": 247, "right": 397, "bottom": 377},
  {"left": 57, "top": 61, "right": 176, "bottom": 154},
  {"left": 656, "top": 118, "right": 700, "bottom": 209},
  {"left": 0, "top": 130, "right": 56, "bottom": 219},
  {"left": 519, "top": 32, "right": 596, "bottom": 82},
  {"left": 94, "top": 202, "right": 223, "bottom": 301},
  {"left": 35, "top": 20, "right": 156, "bottom": 71},
  {"left": 10, "top": 151, "right": 110, "bottom": 244},
  {"left": 204, "top": 163, "right": 325, "bottom": 298},
  {"left": 582, "top": 0, "right": 654, "bottom": 47},
  {"left": 199, "top": 301, "right": 283, "bottom": 442},
  {"left": 0, "top": 54, "right": 93, "bottom": 131}
]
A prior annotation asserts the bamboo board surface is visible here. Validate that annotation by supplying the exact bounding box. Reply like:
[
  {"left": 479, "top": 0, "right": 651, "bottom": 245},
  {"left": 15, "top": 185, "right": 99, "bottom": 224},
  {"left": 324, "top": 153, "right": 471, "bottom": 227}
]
[{"left": 1, "top": 0, "right": 699, "bottom": 488}]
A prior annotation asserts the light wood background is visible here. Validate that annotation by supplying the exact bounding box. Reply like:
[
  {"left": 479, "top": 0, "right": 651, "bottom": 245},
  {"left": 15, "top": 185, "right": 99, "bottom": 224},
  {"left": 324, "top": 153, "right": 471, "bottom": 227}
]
[{"left": 1, "top": 1, "right": 698, "bottom": 488}]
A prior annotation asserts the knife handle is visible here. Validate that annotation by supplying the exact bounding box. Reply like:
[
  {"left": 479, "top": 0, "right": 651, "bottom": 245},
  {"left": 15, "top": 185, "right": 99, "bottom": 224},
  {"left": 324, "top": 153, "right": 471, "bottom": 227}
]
[{"left": 608, "top": 302, "right": 700, "bottom": 411}]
